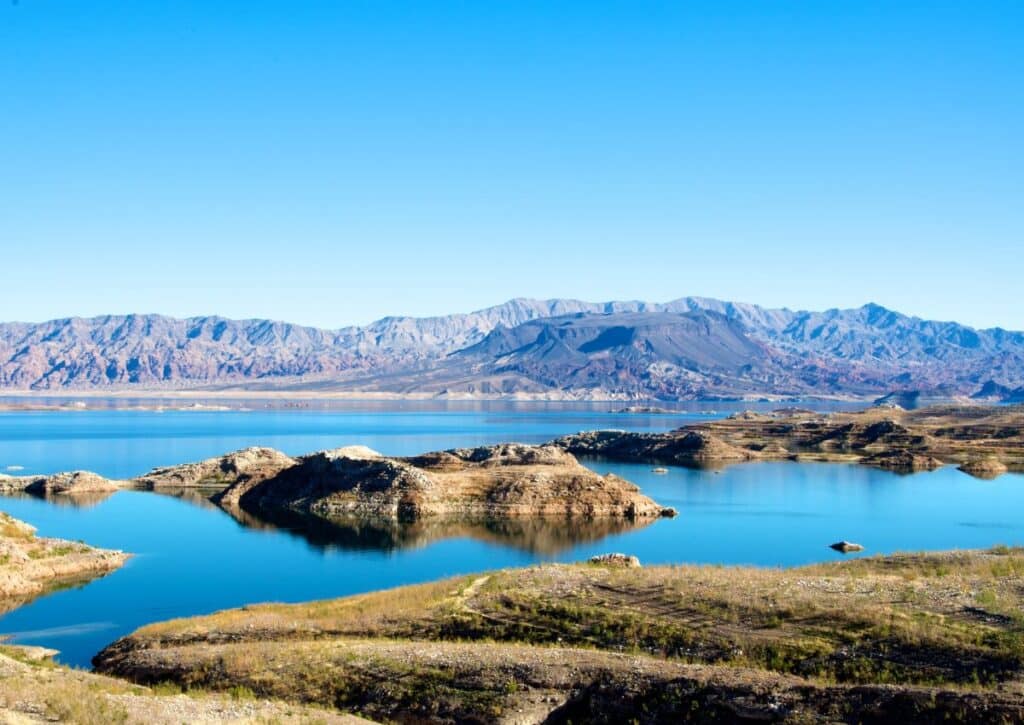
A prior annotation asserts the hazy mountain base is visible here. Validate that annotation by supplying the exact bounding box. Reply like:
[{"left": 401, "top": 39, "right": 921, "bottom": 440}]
[{"left": 2, "top": 297, "right": 1023, "bottom": 399}]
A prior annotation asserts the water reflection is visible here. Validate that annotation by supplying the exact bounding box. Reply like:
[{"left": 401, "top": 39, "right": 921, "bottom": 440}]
[
  {"left": 217, "top": 500, "right": 656, "bottom": 554},
  {"left": 14, "top": 478, "right": 660, "bottom": 556},
  {"left": 1, "top": 490, "right": 116, "bottom": 509}
]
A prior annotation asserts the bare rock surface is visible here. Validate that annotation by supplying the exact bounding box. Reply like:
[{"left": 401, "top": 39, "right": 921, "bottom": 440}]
[
  {"left": 556, "top": 428, "right": 755, "bottom": 467},
  {"left": 0, "top": 512, "right": 128, "bottom": 604},
  {"left": 958, "top": 457, "right": 1010, "bottom": 479},
  {"left": 135, "top": 447, "right": 297, "bottom": 489},
  {"left": 829, "top": 541, "right": 865, "bottom": 553},
  {"left": 206, "top": 443, "right": 674, "bottom": 522},
  {"left": 0, "top": 471, "right": 122, "bottom": 496},
  {"left": 861, "top": 450, "right": 944, "bottom": 472},
  {"left": 557, "top": 405, "right": 1024, "bottom": 472},
  {"left": 589, "top": 553, "right": 641, "bottom": 567}
]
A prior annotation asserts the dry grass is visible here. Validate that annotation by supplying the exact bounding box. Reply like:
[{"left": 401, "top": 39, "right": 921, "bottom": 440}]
[
  {"left": 0, "top": 512, "right": 34, "bottom": 541},
  {"left": 104, "top": 548, "right": 1024, "bottom": 694},
  {"left": 1, "top": 511, "right": 128, "bottom": 604},
  {"left": 135, "top": 575, "right": 464, "bottom": 642},
  {"left": 0, "top": 647, "right": 363, "bottom": 724}
]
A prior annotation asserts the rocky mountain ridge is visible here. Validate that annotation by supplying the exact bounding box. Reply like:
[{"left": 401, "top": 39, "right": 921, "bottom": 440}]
[{"left": 2, "top": 297, "right": 1023, "bottom": 399}]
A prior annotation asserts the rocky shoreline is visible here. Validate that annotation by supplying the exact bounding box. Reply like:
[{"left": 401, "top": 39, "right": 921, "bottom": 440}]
[
  {"left": 3, "top": 443, "right": 677, "bottom": 527},
  {"left": 557, "top": 404, "right": 1024, "bottom": 477},
  {"left": 0, "top": 512, "right": 128, "bottom": 607},
  {"left": 92, "top": 548, "right": 1024, "bottom": 723}
]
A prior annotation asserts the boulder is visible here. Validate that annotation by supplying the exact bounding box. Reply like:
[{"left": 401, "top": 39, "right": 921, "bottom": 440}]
[
  {"left": 830, "top": 541, "right": 864, "bottom": 553},
  {"left": 589, "top": 553, "right": 641, "bottom": 568}
]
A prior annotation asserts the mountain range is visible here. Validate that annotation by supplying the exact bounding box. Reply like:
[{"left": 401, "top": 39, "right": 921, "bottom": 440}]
[{"left": 2, "top": 297, "right": 1023, "bottom": 400}]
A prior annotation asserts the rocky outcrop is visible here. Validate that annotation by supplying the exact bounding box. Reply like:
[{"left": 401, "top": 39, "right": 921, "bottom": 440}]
[
  {"left": 1, "top": 443, "right": 672, "bottom": 538},
  {"left": 0, "top": 471, "right": 123, "bottom": 501},
  {"left": 809, "top": 418, "right": 936, "bottom": 453},
  {"left": 830, "top": 541, "right": 865, "bottom": 553},
  {"left": 0, "top": 512, "right": 128, "bottom": 603},
  {"left": 861, "top": 450, "right": 944, "bottom": 473},
  {"left": 556, "top": 429, "right": 756, "bottom": 467},
  {"left": 215, "top": 450, "right": 435, "bottom": 518},
  {"left": 135, "top": 447, "right": 297, "bottom": 489},
  {"left": 211, "top": 443, "right": 675, "bottom": 522},
  {"left": 958, "top": 458, "right": 1009, "bottom": 480},
  {"left": 557, "top": 405, "right": 1024, "bottom": 472},
  {"left": 25, "top": 471, "right": 121, "bottom": 496},
  {"left": 589, "top": 553, "right": 641, "bottom": 567}
]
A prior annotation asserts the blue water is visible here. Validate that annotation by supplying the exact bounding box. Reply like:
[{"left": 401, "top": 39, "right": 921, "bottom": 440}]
[
  {"left": 0, "top": 402, "right": 1021, "bottom": 669},
  {"left": 0, "top": 402, "right": 745, "bottom": 479}
]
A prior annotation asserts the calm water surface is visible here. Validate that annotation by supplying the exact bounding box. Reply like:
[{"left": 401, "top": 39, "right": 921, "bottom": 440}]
[{"left": 0, "top": 401, "right": 1020, "bottom": 669}]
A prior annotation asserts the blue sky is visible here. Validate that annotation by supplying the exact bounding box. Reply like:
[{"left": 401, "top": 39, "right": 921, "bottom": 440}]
[{"left": 1, "top": 2, "right": 1021, "bottom": 329}]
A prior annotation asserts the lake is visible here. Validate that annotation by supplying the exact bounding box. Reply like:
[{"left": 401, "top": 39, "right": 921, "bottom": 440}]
[{"left": 1, "top": 400, "right": 1021, "bottom": 669}]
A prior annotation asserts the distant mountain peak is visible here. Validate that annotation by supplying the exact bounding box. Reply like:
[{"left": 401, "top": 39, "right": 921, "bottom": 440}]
[{"left": 1, "top": 297, "right": 1021, "bottom": 398}]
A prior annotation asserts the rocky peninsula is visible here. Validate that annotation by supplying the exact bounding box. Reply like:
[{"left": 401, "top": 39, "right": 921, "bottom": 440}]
[
  {"left": 0, "top": 511, "right": 365, "bottom": 723},
  {"left": 94, "top": 547, "right": 1024, "bottom": 723},
  {"left": 0, "top": 512, "right": 127, "bottom": 607},
  {"left": 557, "top": 404, "right": 1024, "bottom": 476}
]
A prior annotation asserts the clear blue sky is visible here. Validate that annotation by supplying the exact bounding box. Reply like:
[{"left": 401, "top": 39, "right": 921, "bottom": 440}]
[{"left": 2, "top": 1, "right": 1021, "bottom": 329}]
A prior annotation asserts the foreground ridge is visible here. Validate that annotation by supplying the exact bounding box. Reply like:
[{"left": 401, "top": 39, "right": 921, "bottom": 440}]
[{"left": 94, "top": 549, "right": 1024, "bottom": 723}]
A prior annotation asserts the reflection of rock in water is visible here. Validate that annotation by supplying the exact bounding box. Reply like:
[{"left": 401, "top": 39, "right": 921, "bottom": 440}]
[
  {"left": 0, "top": 490, "right": 117, "bottom": 509},
  {"left": 149, "top": 486, "right": 227, "bottom": 511},
  {"left": 218, "top": 503, "right": 658, "bottom": 555}
]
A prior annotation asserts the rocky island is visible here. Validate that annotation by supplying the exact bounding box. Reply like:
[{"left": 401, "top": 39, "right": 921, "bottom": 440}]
[
  {"left": 557, "top": 404, "right": 1024, "bottom": 476},
  {"left": 0, "top": 471, "right": 124, "bottom": 499},
  {"left": 211, "top": 443, "right": 675, "bottom": 521},
  {"left": 94, "top": 547, "right": 1024, "bottom": 723},
  {"left": 5, "top": 443, "right": 676, "bottom": 527}
]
